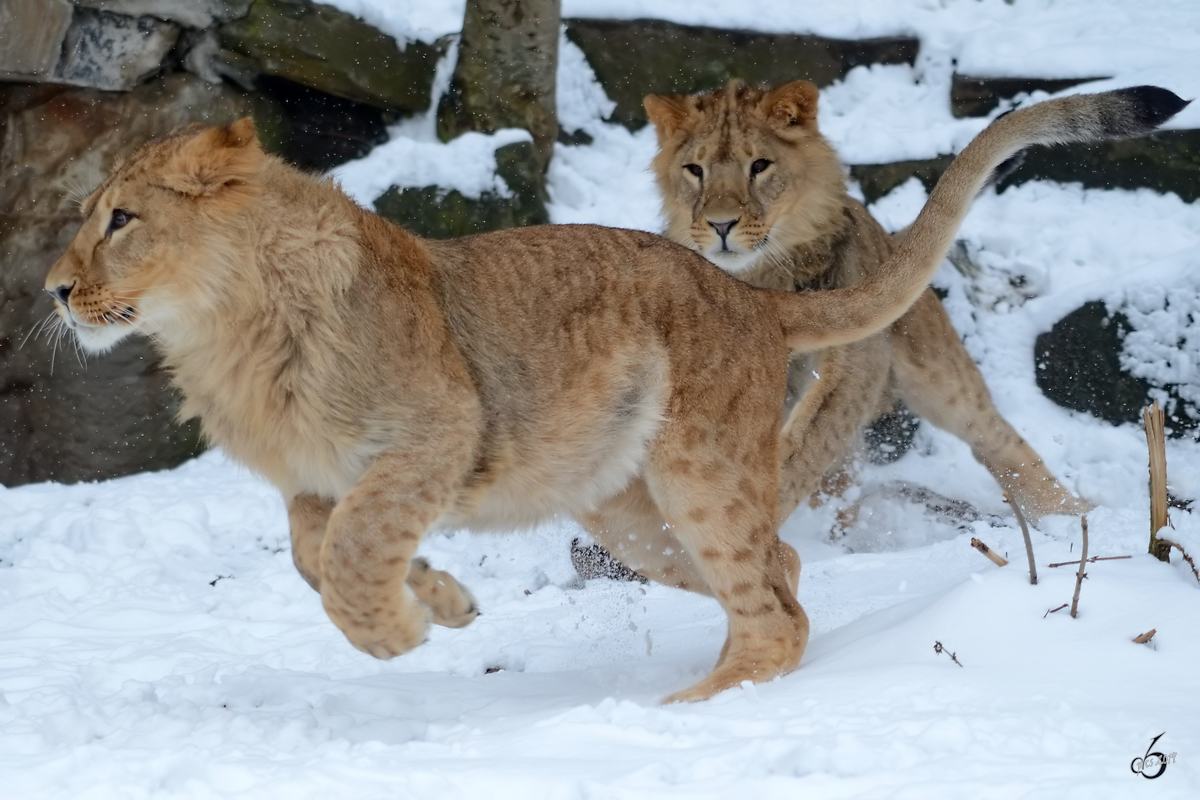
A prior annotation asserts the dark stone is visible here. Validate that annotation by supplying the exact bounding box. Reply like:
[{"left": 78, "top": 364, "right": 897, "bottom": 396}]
[
  {"left": 570, "top": 538, "right": 646, "bottom": 583},
  {"left": 0, "top": 74, "right": 287, "bottom": 487},
  {"left": 849, "top": 128, "right": 1200, "bottom": 205},
  {"left": 254, "top": 74, "right": 387, "bottom": 172},
  {"left": 863, "top": 403, "right": 920, "bottom": 465},
  {"left": 1034, "top": 302, "right": 1151, "bottom": 426},
  {"left": 950, "top": 74, "right": 1106, "bottom": 118},
  {"left": 996, "top": 129, "right": 1200, "bottom": 203},
  {"left": 564, "top": 18, "right": 919, "bottom": 130},
  {"left": 849, "top": 154, "right": 955, "bottom": 205},
  {"left": 373, "top": 141, "right": 549, "bottom": 239},
  {"left": 219, "top": 0, "right": 443, "bottom": 113}
]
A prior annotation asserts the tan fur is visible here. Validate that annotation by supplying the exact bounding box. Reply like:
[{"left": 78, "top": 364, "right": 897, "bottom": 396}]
[
  {"left": 644, "top": 79, "right": 1091, "bottom": 527},
  {"left": 44, "top": 90, "right": 1175, "bottom": 702}
]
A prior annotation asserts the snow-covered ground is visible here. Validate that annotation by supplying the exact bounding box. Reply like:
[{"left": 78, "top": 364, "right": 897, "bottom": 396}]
[{"left": 4, "top": 2, "right": 1200, "bottom": 797}]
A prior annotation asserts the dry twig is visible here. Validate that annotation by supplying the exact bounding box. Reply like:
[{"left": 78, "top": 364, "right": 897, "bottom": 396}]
[
  {"left": 1145, "top": 401, "right": 1171, "bottom": 562},
  {"left": 1048, "top": 555, "right": 1131, "bottom": 568},
  {"left": 1157, "top": 538, "right": 1200, "bottom": 584},
  {"left": 970, "top": 537, "right": 1008, "bottom": 567},
  {"left": 1070, "top": 515, "right": 1089, "bottom": 618},
  {"left": 1133, "top": 629, "right": 1157, "bottom": 645},
  {"left": 1044, "top": 604, "right": 1068, "bottom": 618},
  {"left": 1005, "top": 492, "right": 1037, "bottom": 585},
  {"left": 933, "top": 641, "right": 963, "bottom": 667}
]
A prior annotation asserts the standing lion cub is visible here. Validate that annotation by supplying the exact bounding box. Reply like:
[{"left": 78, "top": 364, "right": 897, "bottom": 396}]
[
  {"left": 645, "top": 79, "right": 1090, "bottom": 527},
  {"left": 44, "top": 87, "right": 1183, "bottom": 703}
]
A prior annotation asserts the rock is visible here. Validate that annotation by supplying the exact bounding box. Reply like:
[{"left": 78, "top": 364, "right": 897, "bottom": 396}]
[
  {"left": 74, "top": 0, "right": 253, "bottom": 29},
  {"left": 0, "top": 0, "right": 74, "bottom": 79},
  {"left": 997, "top": 129, "right": 1200, "bottom": 203},
  {"left": 0, "top": 5, "right": 178, "bottom": 91},
  {"left": 255, "top": 75, "right": 387, "bottom": 171},
  {"left": 219, "top": 0, "right": 442, "bottom": 113},
  {"left": 564, "top": 18, "right": 919, "bottom": 129},
  {"left": 849, "top": 155, "right": 955, "bottom": 205},
  {"left": 373, "top": 141, "right": 549, "bottom": 239},
  {"left": 0, "top": 74, "right": 287, "bottom": 487},
  {"left": 850, "top": 129, "right": 1200, "bottom": 205},
  {"left": 55, "top": 8, "right": 179, "bottom": 91},
  {"left": 950, "top": 74, "right": 1105, "bottom": 118},
  {"left": 1034, "top": 302, "right": 1155, "bottom": 428}
]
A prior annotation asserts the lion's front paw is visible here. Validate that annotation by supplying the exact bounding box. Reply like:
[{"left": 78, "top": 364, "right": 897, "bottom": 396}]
[
  {"left": 321, "top": 583, "right": 431, "bottom": 660},
  {"left": 407, "top": 557, "right": 480, "bottom": 628}
]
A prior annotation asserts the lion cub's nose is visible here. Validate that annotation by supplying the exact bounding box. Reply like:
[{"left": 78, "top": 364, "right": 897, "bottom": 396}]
[
  {"left": 48, "top": 283, "right": 74, "bottom": 305},
  {"left": 707, "top": 218, "right": 738, "bottom": 249}
]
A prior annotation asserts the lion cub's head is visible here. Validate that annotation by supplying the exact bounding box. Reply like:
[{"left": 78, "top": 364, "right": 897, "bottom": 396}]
[
  {"left": 645, "top": 79, "right": 846, "bottom": 275},
  {"left": 44, "top": 119, "right": 265, "bottom": 353}
]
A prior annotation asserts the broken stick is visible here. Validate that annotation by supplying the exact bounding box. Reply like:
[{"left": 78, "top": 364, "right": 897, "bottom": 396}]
[
  {"left": 970, "top": 537, "right": 1008, "bottom": 567},
  {"left": 1145, "top": 401, "right": 1171, "bottom": 562},
  {"left": 1133, "top": 629, "right": 1157, "bottom": 645}
]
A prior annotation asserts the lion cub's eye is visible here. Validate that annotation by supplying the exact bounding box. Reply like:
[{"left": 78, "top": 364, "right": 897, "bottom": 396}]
[
  {"left": 683, "top": 164, "right": 704, "bottom": 180},
  {"left": 106, "top": 209, "right": 136, "bottom": 237},
  {"left": 750, "top": 159, "right": 773, "bottom": 178}
]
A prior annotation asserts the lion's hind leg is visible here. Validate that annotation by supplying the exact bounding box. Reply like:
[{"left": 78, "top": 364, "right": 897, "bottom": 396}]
[{"left": 890, "top": 290, "right": 1091, "bottom": 524}]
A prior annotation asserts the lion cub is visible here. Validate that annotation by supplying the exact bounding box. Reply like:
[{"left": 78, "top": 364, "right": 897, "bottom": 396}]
[
  {"left": 44, "top": 88, "right": 1183, "bottom": 702},
  {"left": 643, "top": 79, "right": 1092, "bottom": 527}
]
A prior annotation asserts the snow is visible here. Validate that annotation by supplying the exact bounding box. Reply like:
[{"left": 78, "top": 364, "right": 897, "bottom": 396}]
[{"left": 6, "top": 1, "right": 1200, "bottom": 797}]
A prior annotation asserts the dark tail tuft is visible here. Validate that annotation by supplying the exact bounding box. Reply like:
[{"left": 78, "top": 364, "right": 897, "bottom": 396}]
[{"left": 1113, "top": 86, "right": 1190, "bottom": 133}]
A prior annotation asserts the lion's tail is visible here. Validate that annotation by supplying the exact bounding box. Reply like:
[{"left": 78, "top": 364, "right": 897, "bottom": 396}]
[{"left": 774, "top": 86, "right": 1189, "bottom": 352}]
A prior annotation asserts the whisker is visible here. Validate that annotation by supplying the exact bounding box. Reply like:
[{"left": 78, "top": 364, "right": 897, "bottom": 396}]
[{"left": 19, "top": 312, "right": 56, "bottom": 350}]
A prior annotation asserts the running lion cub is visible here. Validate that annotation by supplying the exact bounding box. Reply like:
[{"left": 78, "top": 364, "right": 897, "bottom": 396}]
[
  {"left": 645, "top": 79, "right": 1090, "bottom": 528},
  {"left": 45, "top": 87, "right": 1183, "bottom": 703}
]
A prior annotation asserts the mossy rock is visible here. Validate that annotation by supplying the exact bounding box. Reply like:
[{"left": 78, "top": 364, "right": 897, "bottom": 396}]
[
  {"left": 849, "top": 155, "right": 955, "bottom": 205},
  {"left": 950, "top": 75, "right": 1105, "bottom": 118},
  {"left": 220, "top": 0, "right": 442, "bottom": 113},
  {"left": 564, "top": 18, "right": 918, "bottom": 130},
  {"left": 997, "top": 129, "right": 1200, "bottom": 203},
  {"left": 374, "top": 141, "right": 549, "bottom": 239}
]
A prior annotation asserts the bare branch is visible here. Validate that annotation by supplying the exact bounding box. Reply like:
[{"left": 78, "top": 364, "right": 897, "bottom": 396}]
[
  {"left": 1157, "top": 537, "right": 1200, "bottom": 584},
  {"left": 1005, "top": 491, "right": 1037, "bottom": 585},
  {"left": 933, "top": 641, "right": 963, "bottom": 667},
  {"left": 1048, "top": 555, "right": 1132, "bottom": 568},
  {"left": 1070, "top": 515, "right": 1089, "bottom": 618},
  {"left": 970, "top": 537, "right": 1009, "bottom": 567}
]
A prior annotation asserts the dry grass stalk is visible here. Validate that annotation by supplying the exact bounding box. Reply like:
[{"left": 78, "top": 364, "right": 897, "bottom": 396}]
[
  {"left": 970, "top": 537, "right": 1008, "bottom": 567},
  {"left": 1157, "top": 538, "right": 1200, "bottom": 584},
  {"left": 933, "top": 641, "right": 963, "bottom": 667},
  {"left": 1070, "top": 515, "right": 1089, "bottom": 618},
  {"left": 1133, "top": 629, "right": 1157, "bottom": 644},
  {"left": 1005, "top": 491, "right": 1037, "bottom": 585},
  {"left": 1144, "top": 401, "right": 1171, "bottom": 562}
]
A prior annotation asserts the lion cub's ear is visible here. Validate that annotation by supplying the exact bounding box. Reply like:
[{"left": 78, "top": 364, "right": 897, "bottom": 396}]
[
  {"left": 160, "top": 117, "right": 264, "bottom": 200},
  {"left": 644, "top": 94, "right": 692, "bottom": 142},
  {"left": 761, "top": 81, "right": 820, "bottom": 132}
]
